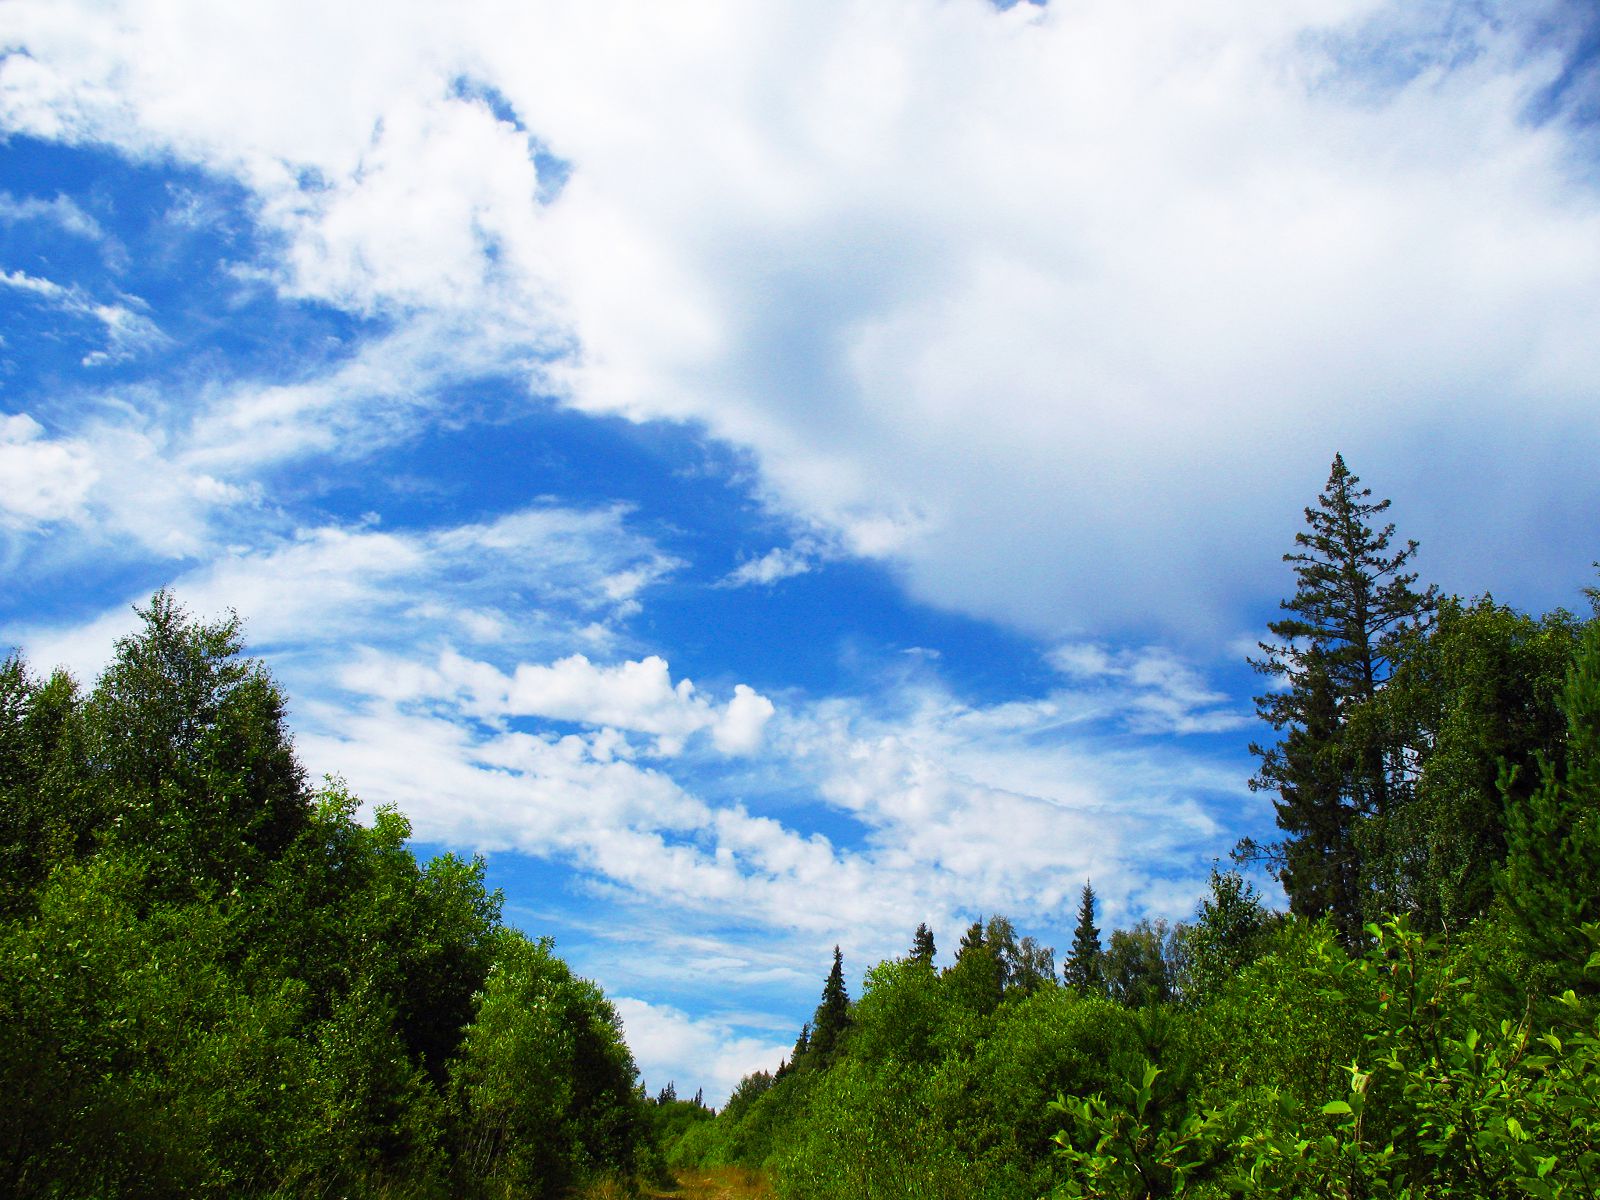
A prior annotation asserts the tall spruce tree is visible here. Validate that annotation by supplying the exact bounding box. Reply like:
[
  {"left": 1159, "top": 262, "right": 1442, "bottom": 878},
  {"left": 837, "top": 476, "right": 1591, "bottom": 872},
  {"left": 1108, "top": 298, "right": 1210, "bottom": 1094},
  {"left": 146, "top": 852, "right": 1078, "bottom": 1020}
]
[
  {"left": 909, "top": 922, "right": 936, "bottom": 966},
  {"left": 1249, "top": 454, "right": 1436, "bottom": 940},
  {"left": 1063, "top": 882, "right": 1104, "bottom": 996},
  {"left": 809, "top": 946, "right": 851, "bottom": 1063}
]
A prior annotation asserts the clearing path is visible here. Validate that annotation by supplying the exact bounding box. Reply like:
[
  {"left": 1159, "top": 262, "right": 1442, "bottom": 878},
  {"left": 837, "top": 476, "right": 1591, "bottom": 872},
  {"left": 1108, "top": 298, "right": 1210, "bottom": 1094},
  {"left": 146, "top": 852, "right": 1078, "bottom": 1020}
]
[{"left": 639, "top": 1166, "right": 773, "bottom": 1199}]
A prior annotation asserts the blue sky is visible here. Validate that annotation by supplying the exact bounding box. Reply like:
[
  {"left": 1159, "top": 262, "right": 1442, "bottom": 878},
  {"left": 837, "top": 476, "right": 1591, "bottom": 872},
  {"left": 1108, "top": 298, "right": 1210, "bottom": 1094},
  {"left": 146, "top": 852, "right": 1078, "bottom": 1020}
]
[{"left": 3, "top": 0, "right": 1599, "bottom": 1102}]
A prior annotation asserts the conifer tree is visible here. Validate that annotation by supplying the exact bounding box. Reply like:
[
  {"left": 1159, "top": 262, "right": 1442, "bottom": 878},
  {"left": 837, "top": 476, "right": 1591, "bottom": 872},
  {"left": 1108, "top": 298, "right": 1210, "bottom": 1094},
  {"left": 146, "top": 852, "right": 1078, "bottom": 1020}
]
[
  {"left": 1249, "top": 454, "right": 1436, "bottom": 940},
  {"left": 910, "top": 922, "right": 936, "bottom": 966},
  {"left": 809, "top": 947, "right": 851, "bottom": 1063},
  {"left": 1063, "top": 883, "right": 1104, "bottom": 996}
]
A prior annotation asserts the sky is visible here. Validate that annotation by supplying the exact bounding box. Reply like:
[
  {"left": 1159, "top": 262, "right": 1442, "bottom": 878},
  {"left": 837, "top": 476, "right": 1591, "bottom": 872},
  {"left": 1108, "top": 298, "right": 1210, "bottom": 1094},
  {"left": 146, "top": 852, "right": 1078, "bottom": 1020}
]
[{"left": 3, "top": 0, "right": 1599, "bottom": 1104}]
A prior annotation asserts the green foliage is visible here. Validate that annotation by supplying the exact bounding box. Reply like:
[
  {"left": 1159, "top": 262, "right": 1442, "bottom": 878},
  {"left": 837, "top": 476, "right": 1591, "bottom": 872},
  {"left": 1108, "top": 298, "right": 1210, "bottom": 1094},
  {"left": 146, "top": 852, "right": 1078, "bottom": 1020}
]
[
  {"left": 85, "top": 591, "right": 311, "bottom": 900},
  {"left": 808, "top": 945, "right": 852, "bottom": 1064},
  {"left": 946, "top": 919, "right": 1005, "bottom": 1016},
  {"left": 1050, "top": 918, "right": 1600, "bottom": 1199},
  {"left": 450, "top": 931, "right": 648, "bottom": 1196},
  {"left": 1367, "top": 596, "right": 1580, "bottom": 928},
  {"left": 1064, "top": 883, "right": 1105, "bottom": 997},
  {"left": 1500, "top": 619, "right": 1600, "bottom": 995},
  {"left": 954, "top": 989, "right": 1141, "bottom": 1194},
  {"left": 1049, "top": 1061, "right": 1236, "bottom": 1199},
  {"left": 1250, "top": 455, "right": 1437, "bottom": 941},
  {"left": 772, "top": 1060, "right": 978, "bottom": 1200},
  {"left": 0, "top": 594, "right": 648, "bottom": 1198},
  {"left": 849, "top": 956, "right": 946, "bottom": 1068},
  {"left": 1193, "top": 917, "right": 1365, "bottom": 1111},
  {"left": 0, "top": 656, "right": 92, "bottom": 916},
  {"left": 1104, "top": 920, "right": 1179, "bottom": 1009},
  {"left": 1181, "top": 867, "right": 1270, "bottom": 1003},
  {"left": 686, "top": 924, "right": 1143, "bottom": 1199}
]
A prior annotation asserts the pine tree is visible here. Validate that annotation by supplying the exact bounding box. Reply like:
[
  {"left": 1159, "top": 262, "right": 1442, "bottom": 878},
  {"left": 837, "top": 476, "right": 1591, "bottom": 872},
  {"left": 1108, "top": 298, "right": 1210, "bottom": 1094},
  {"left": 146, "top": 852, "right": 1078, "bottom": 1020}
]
[
  {"left": 909, "top": 922, "right": 936, "bottom": 966},
  {"left": 1063, "top": 883, "right": 1104, "bottom": 996},
  {"left": 809, "top": 947, "right": 851, "bottom": 1063},
  {"left": 1249, "top": 454, "right": 1436, "bottom": 940}
]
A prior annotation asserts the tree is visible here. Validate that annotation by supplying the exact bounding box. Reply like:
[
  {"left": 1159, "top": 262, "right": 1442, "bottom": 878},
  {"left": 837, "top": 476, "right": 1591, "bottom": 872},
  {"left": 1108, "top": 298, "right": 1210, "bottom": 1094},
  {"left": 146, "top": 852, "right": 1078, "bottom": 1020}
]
[
  {"left": 1063, "top": 883, "right": 1104, "bottom": 996},
  {"left": 1103, "top": 920, "right": 1177, "bottom": 1008},
  {"left": 809, "top": 946, "right": 851, "bottom": 1063},
  {"left": 85, "top": 590, "right": 310, "bottom": 899},
  {"left": 1366, "top": 597, "right": 1580, "bottom": 928},
  {"left": 909, "top": 922, "right": 936, "bottom": 966},
  {"left": 1183, "top": 867, "right": 1269, "bottom": 1001},
  {"left": 0, "top": 656, "right": 92, "bottom": 916},
  {"left": 1249, "top": 454, "right": 1436, "bottom": 940},
  {"left": 946, "top": 919, "right": 1004, "bottom": 1013},
  {"left": 1010, "top": 935, "right": 1058, "bottom": 996},
  {"left": 1498, "top": 620, "right": 1600, "bottom": 994}
]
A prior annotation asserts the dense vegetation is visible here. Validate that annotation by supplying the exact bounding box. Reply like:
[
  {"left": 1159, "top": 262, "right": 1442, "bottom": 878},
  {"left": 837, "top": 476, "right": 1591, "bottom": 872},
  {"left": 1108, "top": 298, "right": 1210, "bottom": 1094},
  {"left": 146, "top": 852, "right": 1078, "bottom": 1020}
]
[
  {"left": 0, "top": 593, "right": 653, "bottom": 1198},
  {"left": 665, "top": 457, "right": 1600, "bottom": 1199}
]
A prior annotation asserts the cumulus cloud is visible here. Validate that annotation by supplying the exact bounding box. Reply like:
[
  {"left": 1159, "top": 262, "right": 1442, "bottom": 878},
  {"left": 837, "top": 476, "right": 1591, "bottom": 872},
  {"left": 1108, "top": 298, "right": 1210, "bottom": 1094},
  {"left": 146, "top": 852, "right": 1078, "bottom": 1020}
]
[
  {"left": 344, "top": 647, "right": 776, "bottom": 759},
  {"left": 6, "top": 0, "right": 1599, "bottom": 635},
  {"left": 0, "top": 413, "right": 97, "bottom": 528}
]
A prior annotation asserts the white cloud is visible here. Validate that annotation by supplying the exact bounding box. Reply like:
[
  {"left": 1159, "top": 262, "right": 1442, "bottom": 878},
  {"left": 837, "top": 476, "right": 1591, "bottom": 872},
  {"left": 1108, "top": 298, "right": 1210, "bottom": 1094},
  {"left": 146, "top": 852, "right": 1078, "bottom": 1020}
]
[
  {"left": 612, "top": 997, "right": 790, "bottom": 1108},
  {"left": 1047, "top": 641, "right": 1249, "bottom": 734},
  {"left": 353, "top": 647, "right": 776, "bottom": 759},
  {"left": 0, "top": 413, "right": 97, "bottom": 528},
  {"left": 0, "top": 268, "right": 165, "bottom": 365},
  {"left": 0, "top": 190, "right": 105, "bottom": 239},
  {"left": 714, "top": 684, "right": 776, "bottom": 755},
  {"left": 7, "top": 0, "right": 1598, "bottom": 634},
  {"left": 721, "top": 545, "right": 815, "bottom": 588},
  {"left": 9, "top": 503, "right": 679, "bottom": 684}
]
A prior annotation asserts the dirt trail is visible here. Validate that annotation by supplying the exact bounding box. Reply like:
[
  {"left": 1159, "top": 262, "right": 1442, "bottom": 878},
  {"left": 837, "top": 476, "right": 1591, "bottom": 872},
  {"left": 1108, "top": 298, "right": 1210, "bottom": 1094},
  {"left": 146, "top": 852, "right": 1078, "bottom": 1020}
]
[{"left": 639, "top": 1166, "right": 773, "bottom": 1199}]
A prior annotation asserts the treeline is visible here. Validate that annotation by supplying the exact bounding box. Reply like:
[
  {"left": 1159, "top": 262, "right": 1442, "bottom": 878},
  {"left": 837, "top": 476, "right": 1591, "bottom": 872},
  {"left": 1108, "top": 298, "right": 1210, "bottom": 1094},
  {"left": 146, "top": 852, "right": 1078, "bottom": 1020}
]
[
  {"left": 667, "top": 456, "right": 1600, "bottom": 1198},
  {"left": 0, "top": 593, "right": 654, "bottom": 1198}
]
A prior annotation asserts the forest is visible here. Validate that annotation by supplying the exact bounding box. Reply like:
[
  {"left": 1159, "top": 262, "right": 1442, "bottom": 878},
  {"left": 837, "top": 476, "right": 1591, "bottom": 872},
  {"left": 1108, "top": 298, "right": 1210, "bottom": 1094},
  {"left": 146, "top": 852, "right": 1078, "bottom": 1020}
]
[{"left": 4, "top": 453, "right": 1599, "bottom": 1198}]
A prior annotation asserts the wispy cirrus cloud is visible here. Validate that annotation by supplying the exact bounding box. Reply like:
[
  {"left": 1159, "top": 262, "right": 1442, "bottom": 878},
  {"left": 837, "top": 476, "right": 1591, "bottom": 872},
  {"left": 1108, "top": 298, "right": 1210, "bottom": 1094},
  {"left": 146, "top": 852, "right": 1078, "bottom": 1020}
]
[{"left": 0, "top": 267, "right": 165, "bottom": 365}]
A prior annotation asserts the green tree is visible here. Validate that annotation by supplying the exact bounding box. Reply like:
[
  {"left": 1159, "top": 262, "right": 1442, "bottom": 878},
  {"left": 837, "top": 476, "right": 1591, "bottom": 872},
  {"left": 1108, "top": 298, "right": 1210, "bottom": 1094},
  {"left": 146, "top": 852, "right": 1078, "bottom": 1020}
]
[
  {"left": 0, "top": 657, "right": 92, "bottom": 916},
  {"left": 1064, "top": 883, "right": 1105, "bottom": 996},
  {"left": 946, "top": 919, "right": 1004, "bottom": 1015},
  {"left": 1249, "top": 454, "right": 1436, "bottom": 940},
  {"left": 810, "top": 946, "right": 852, "bottom": 1063},
  {"left": 1010, "top": 935, "right": 1058, "bottom": 997},
  {"left": 910, "top": 922, "right": 936, "bottom": 966},
  {"left": 1368, "top": 596, "right": 1580, "bottom": 928},
  {"left": 450, "top": 931, "right": 648, "bottom": 1195},
  {"left": 1499, "top": 620, "right": 1600, "bottom": 994},
  {"left": 1183, "top": 867, "right": 1270, "bottom": 1003},
  {"left": 85, "top": 591, "right": 310, "bottom": 900},
  {"left": 1104, "top": 920, "right": 1177, "bottom": 1009}
]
